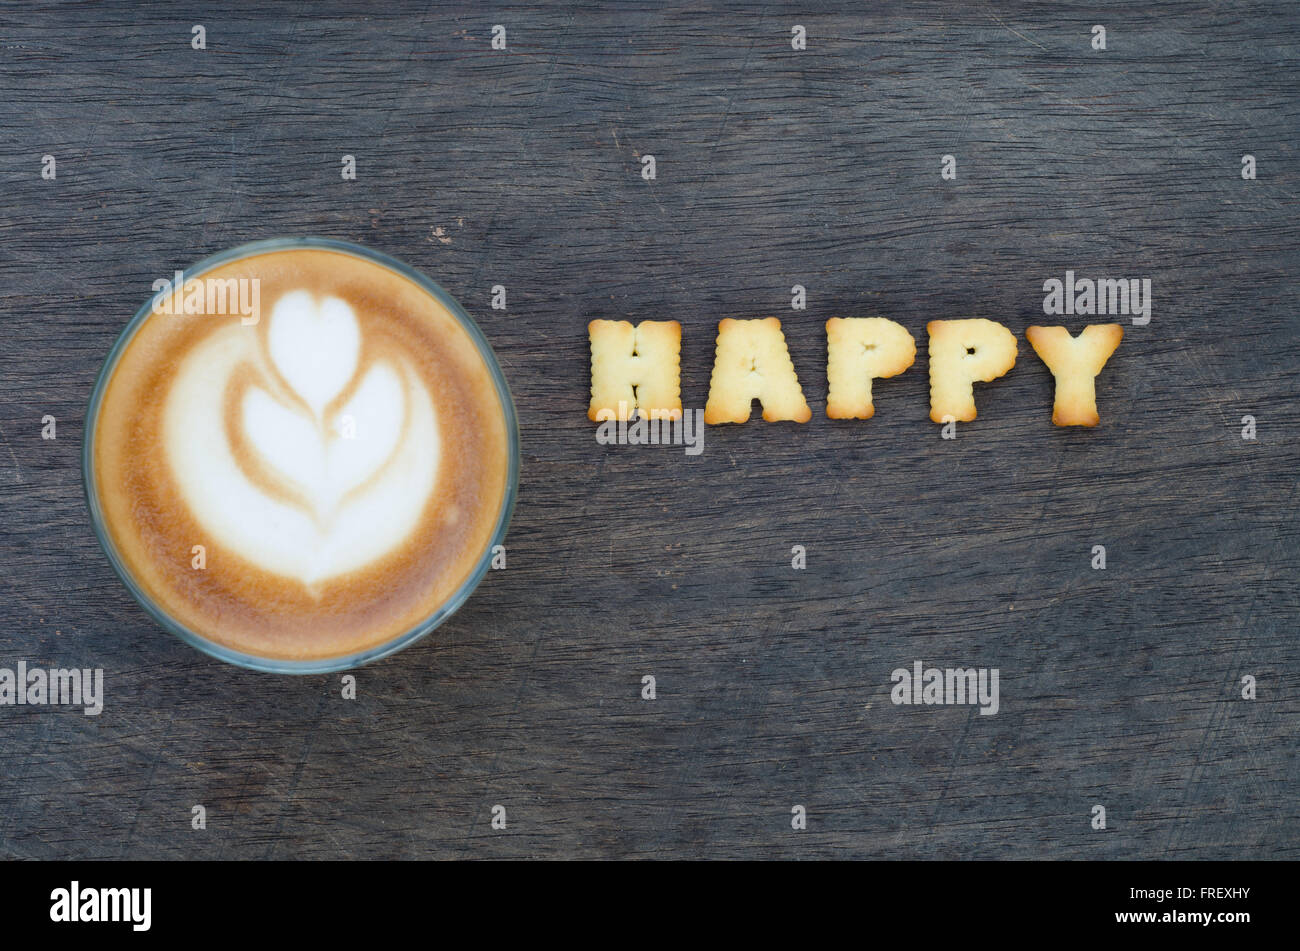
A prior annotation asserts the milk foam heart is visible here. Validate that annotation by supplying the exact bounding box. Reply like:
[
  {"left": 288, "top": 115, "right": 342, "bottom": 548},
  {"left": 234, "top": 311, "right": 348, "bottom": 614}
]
[
  {"left": 241, "top": 362, "right": 406, "bottom": 519},
  {"left": 267, "top": 291, "right": 361, "bottom": 416},
  {"left": 92, "top": 245, "right": 512, "bottom": 664},
  {"left": 163, "top": 292, "right": 440, "bottom": 585}
]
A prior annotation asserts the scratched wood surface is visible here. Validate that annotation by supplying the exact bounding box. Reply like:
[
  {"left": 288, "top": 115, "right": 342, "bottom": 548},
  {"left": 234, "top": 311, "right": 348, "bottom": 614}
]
[{"left": 0, "top": 1, "right": 1296, "bottom": 860}]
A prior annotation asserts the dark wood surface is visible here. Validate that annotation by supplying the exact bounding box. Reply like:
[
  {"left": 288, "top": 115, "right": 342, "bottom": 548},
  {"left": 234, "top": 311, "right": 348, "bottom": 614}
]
[{"left": 0, "top": 1, "right": 1296, "bottom": 859}]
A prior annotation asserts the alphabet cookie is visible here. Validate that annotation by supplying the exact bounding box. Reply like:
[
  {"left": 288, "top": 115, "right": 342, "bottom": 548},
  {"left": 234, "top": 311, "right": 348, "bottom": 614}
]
[
  {"left": 704, "top": 317, "right": 811, "bottom": 424},
  {"left": 1025, "top": 324, "right": 1123, "bottom": 426},
  {"left": 588, "top": 319, "right": 682, "bottom": 421},
  {"left": 826, "top": 317, "right": 916, "bottom": 419},
  {"left": 926, "top": 319, "right": 1018, "bottom": 423}
]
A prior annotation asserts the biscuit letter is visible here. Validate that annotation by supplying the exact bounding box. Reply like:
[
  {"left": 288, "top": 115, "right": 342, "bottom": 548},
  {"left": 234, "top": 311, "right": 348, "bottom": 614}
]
[
  {"left": 704, "top": 317, "right": 811, "bottom": 424},
  {"left": 826, "top": 318, "right": 916, "bottom": 419},
  {"left": 1025, "top": 324, "right": 1123, "bottom": 426},
  {"left": 926, "top": 319, "right": 1018, "bottom": 423},
  {"left": 588, "top": 319, "right": 682, "bottom": 421}
]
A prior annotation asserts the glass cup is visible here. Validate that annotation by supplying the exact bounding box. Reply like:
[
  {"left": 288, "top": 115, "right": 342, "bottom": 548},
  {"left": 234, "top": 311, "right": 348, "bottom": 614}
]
[{"left": 83, "top": 237, "right": 520, "bottom": 674}]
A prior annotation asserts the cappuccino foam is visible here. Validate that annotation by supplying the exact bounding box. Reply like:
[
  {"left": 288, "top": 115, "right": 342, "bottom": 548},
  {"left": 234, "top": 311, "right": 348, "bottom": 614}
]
[{"left": 91, "top": 248, "right": 511, "bottom": 661}]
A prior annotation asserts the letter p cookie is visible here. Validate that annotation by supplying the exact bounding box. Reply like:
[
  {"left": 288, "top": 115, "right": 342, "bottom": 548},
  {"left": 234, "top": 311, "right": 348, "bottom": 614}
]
[
  {"left": 926, "top": 319, "right": 1018, "bottom": 423},
  {"left": 825, "top": 317, "right": 916, "bottom": 419}
]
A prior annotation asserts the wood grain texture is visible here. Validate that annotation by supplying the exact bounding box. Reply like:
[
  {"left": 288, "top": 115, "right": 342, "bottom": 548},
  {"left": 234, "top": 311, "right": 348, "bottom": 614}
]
[{"left": 0, "top": 0, "right": 1296, "bottom": 859}]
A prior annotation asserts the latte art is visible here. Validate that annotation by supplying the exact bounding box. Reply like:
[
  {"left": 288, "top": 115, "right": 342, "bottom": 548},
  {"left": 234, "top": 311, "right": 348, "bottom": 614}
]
[
  {"left": 89, "top": 245, "right": 513, "bottom": 665},
  {"left": 164, "top": 291, "right": 440, "bottom": 585}
]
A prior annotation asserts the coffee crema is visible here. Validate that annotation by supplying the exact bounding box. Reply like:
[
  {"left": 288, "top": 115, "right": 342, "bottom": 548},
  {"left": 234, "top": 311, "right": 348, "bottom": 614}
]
[{"left": 90, "top": 246, "right": 511, "bottom": 662}]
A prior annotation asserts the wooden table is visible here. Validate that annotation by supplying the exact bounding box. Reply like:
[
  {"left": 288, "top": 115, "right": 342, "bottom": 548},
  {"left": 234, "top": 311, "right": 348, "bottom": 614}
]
[{"left": 0, "top": 0, "right": 1295, "bottom": 859}]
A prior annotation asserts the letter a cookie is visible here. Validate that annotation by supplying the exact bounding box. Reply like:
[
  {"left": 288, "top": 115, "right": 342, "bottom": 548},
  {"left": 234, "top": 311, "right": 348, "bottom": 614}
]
[{"left": 704, "top": 318, "right": 811, "bottom": 424}]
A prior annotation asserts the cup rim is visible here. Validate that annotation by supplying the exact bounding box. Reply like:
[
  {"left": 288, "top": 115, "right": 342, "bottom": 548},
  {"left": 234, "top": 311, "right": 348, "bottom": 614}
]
[{"left": 82, "top": 237, "right": 521, "bottom": 674}]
